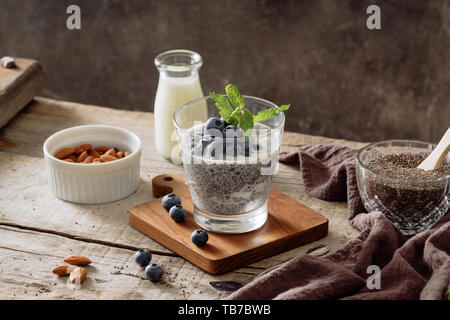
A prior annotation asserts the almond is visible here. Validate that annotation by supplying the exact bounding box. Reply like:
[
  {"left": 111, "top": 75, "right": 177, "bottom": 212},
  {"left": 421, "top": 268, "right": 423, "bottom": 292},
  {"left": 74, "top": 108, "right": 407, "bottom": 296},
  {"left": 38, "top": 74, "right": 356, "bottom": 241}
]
[
  {"left": 116, "top": 151, "right": 124, "bottom": 159},
  {"left": 63, "top": 158, "right": 75, "bottom": 162},
  {"left": 89, "top": 149, "right": 101, "bottom": 158},
  {"left": 104, "top": 148, "right": 117, "bottom": 157},
  {"left": 74, "top": 144, "right": 92, "bottom": 155},
  {"left": 70, "top": 267, "right": 87, "bottom": 284},
  {"left": 77, "top": 150, "right": 88, "bottom": 163},
  {"left": 63, "top": 254, "right": 92, "bottom": 266},
  {"left": 52, "top": 265, "right": 75, "bottom": 276},
  {"left": 93, "top": 158, "right": 102, "bottom": 163},
  {"left": 83, "top": 155, "right": 94, "bottom": 163},
  {"left": 55, "top": 148, "right": 75, "bottom": 160},
  {"left": 100, "top": 154, "right": 117, "bottom": 162},
  {"left": 95, "top": 146, "right": 109, "bottom": 154},
  {"left": 124, "top": 151, "right": 131, "bottom": 157}
]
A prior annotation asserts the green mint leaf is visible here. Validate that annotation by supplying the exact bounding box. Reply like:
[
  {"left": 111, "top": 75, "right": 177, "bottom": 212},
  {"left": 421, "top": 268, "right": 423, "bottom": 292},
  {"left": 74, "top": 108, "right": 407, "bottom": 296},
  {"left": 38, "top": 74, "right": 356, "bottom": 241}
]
[
  {"left": 253, "top": 108, "right": 277, "bottom": 122},
  {"left": 209, "top": 91, "right": 234, "bottom": 120},
  {"left": 227, "top": 115, "right": 239, "bottom": 127},
  {"left": 229, "top": 108, "right": 253, "bottom": 132},
  {"left": 279, "top": 104, "right": 290, "bottom": 112},
  {"left": 253, "top": 104, "right": 290, "bottom": 122},
  {"left": 229, "top": 108, "right": 243, "bottom": 127},
  {"left": 239, "top": 109, "right": 254, "bottom": 132},
  {"left": 225, "top": 84, "right": 245, "bottom": 109}
]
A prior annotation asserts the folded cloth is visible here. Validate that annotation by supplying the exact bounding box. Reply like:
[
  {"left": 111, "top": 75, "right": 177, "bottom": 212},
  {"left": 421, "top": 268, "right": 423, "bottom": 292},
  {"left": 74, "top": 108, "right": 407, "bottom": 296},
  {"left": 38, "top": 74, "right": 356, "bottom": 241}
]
[{"left": 228, "top": 144, "right": 450, "bottom": 300}]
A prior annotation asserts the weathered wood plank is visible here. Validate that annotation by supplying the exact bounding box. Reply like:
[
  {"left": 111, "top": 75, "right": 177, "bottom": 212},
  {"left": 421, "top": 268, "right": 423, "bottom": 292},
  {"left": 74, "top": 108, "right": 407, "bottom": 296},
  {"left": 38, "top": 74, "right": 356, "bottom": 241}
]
[{"left": 0, "top": 224, "right": 260, "bottom": 299}]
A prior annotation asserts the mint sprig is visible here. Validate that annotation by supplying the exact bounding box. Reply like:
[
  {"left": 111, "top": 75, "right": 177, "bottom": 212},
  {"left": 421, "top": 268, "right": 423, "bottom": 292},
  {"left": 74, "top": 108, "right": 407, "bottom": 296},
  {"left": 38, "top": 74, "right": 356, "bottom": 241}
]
[
  {"left": 209, "top": 84, "right": 290, "bottom": 132},
  {"left": 253, "top": 104, "right": 290, "bottom": 122},
  {"left": 209, "top": 91, "right": 234, "bottom": 120},
  {"left": 225, "top": 84, "right": 245, "bottom": 109}
]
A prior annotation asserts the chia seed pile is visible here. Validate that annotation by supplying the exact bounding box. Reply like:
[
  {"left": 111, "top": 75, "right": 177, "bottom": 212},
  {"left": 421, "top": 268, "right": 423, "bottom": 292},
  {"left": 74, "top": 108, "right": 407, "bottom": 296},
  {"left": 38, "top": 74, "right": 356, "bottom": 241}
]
[
  {"left": 365, "top": 153, "right": 450, "bottom": 180},
  {"left": 362, "top": 152, "right": 450, "bottom": 231}
]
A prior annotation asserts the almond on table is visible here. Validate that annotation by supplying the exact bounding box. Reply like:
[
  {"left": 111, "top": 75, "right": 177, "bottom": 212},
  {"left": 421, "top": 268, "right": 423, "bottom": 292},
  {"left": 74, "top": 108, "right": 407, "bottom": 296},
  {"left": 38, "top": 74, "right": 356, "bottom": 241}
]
[
  {"left": 63, "top": 254, "right": 92, "bottom": 266},
  {"left": 52, "top": 265, "right": 75, "bottom": 276},
  {"left": 70, "top": 267, "right": 87, "bottom": 284}
]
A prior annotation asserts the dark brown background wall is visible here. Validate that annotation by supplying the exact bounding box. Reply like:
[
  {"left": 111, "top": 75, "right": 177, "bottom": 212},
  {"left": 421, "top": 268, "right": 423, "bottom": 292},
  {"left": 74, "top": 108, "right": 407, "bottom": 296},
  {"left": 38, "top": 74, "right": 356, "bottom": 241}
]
[{"left": 0, "top": 0, "right": 449, "bottom": 142}]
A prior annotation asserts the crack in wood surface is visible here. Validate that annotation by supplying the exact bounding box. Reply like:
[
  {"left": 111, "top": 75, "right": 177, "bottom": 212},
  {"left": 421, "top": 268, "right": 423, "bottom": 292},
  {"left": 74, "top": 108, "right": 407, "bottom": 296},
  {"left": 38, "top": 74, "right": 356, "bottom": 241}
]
[
  {"left": 0, "top": 245, "right": 62, "bottom": 258},
  {"left": 0, "top": 222, "right": 179, "bottom": 257}
]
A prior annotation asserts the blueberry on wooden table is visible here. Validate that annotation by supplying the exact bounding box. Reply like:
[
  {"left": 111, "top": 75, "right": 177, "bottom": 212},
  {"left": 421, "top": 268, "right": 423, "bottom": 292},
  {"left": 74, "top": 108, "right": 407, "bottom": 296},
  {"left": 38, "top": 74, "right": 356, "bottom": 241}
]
[
  {"left": 169, "top": 204, "right": 186, "bottom": 223},
  {"left": 161, "top": 193, "right": 181, "bottom": 212},
  {"left": 191, "top": 229, "right": 209, "bottom": 247},
  {"left": 145, "top": 264, "right": 164, "bottom": 282},
  {"left": 134, "top": 249, "right": 152, "bottom": 267}
]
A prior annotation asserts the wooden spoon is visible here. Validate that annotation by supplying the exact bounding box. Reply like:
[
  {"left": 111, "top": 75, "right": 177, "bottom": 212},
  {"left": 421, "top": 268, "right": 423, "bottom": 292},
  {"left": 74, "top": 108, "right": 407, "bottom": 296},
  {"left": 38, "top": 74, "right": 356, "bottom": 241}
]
[{"left": 418, "top": 127, "right": 450, "bottom": 171}]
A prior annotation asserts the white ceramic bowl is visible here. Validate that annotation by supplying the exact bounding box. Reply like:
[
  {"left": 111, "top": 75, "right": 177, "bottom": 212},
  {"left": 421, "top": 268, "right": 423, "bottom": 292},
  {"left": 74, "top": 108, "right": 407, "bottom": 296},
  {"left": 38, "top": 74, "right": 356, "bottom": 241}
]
[{"left": 43, "top": 125, "right": 141, "bottom": 204}]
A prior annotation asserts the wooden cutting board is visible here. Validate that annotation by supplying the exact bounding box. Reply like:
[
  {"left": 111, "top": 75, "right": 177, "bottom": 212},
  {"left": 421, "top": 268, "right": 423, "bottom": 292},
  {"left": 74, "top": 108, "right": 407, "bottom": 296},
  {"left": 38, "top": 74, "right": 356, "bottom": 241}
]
[
  {"left": 0, "top": 58, "right": 45, "bottom": 129},
  {"left": 129, "top": 173, "right": 328, "bottom": 275}
]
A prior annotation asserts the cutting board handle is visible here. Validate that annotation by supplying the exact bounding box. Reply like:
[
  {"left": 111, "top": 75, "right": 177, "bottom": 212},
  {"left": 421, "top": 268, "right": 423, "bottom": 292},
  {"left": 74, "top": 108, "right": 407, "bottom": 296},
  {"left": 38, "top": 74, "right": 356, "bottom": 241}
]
[{"left": 152, "top": 173, "right": 186, "bottom": 198}]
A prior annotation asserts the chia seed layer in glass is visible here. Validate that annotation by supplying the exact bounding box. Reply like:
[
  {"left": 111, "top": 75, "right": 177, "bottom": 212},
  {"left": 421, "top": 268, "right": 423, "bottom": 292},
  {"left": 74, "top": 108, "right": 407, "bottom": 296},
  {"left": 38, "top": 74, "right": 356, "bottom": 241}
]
[{"left": 181, "top": 123, "right": 278, "bottom": 215}]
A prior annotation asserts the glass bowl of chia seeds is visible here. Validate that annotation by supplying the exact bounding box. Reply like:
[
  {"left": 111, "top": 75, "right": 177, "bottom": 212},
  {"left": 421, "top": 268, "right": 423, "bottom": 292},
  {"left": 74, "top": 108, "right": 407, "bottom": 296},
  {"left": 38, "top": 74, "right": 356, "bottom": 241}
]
[
  {"left": 174, "top": 95, "right": 285, "bottom": 234},
  {"left": 356, "top": 140, "right": 450, "bottom": 235}
]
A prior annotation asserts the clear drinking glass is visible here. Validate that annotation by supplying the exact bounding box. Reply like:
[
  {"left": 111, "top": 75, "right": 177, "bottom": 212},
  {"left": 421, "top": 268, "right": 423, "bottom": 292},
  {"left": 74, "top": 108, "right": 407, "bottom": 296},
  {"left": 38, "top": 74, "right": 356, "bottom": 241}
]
[
  {"left": 173, "top": 95, "right": 285, "bottom": 234},
  {"left": 356, "top": 140, "right": 450, "bottom": 235}
]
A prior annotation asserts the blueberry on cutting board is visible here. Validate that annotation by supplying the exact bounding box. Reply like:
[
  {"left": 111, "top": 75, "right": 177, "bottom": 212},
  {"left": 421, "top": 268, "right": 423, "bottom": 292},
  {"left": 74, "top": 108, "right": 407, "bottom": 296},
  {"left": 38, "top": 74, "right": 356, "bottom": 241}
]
[
  {"left": 134, "top": 249, "right": 152, "bottom": 267},
  {"left": 161, "top": 193, "right": 181, "bottom": 212},
  {"left": 191, "top": 229, "right": 209, "bottom": 247},
  {"left": 169, "top": 204, "right": 186, "bottom": 223}
]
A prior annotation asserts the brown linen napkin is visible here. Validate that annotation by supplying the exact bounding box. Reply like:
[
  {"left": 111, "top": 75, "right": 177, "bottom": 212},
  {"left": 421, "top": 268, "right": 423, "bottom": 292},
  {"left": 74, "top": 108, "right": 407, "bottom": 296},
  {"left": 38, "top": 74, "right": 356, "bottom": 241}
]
[{"left": 228, "top": 144, "right": 450, "bottom": 300}]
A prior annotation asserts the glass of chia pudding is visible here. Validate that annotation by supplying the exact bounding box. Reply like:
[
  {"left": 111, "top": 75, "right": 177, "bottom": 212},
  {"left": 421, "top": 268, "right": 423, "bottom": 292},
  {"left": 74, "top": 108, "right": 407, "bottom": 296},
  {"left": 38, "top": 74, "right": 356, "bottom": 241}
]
[
  {"left": 173, "top": 94, "right": 285, "bottom": 234},
  {"left": 356, "top": 140, "right": 450, "bottom": 235}
]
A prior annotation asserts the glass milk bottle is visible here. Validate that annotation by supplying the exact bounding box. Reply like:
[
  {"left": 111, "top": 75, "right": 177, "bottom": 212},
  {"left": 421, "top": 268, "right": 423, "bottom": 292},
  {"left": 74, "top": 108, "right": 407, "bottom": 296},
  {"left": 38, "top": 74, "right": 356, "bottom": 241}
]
[{"left": 154, "top": 50, "right": 206, "bottom": 162}]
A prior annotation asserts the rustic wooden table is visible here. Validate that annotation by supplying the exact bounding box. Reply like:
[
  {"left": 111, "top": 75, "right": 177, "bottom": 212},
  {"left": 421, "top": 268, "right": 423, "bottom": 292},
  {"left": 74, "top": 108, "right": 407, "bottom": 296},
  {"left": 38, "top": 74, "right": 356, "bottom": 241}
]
[{"left": 0, "top": 97, "right": 365, "bottom": 299}]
